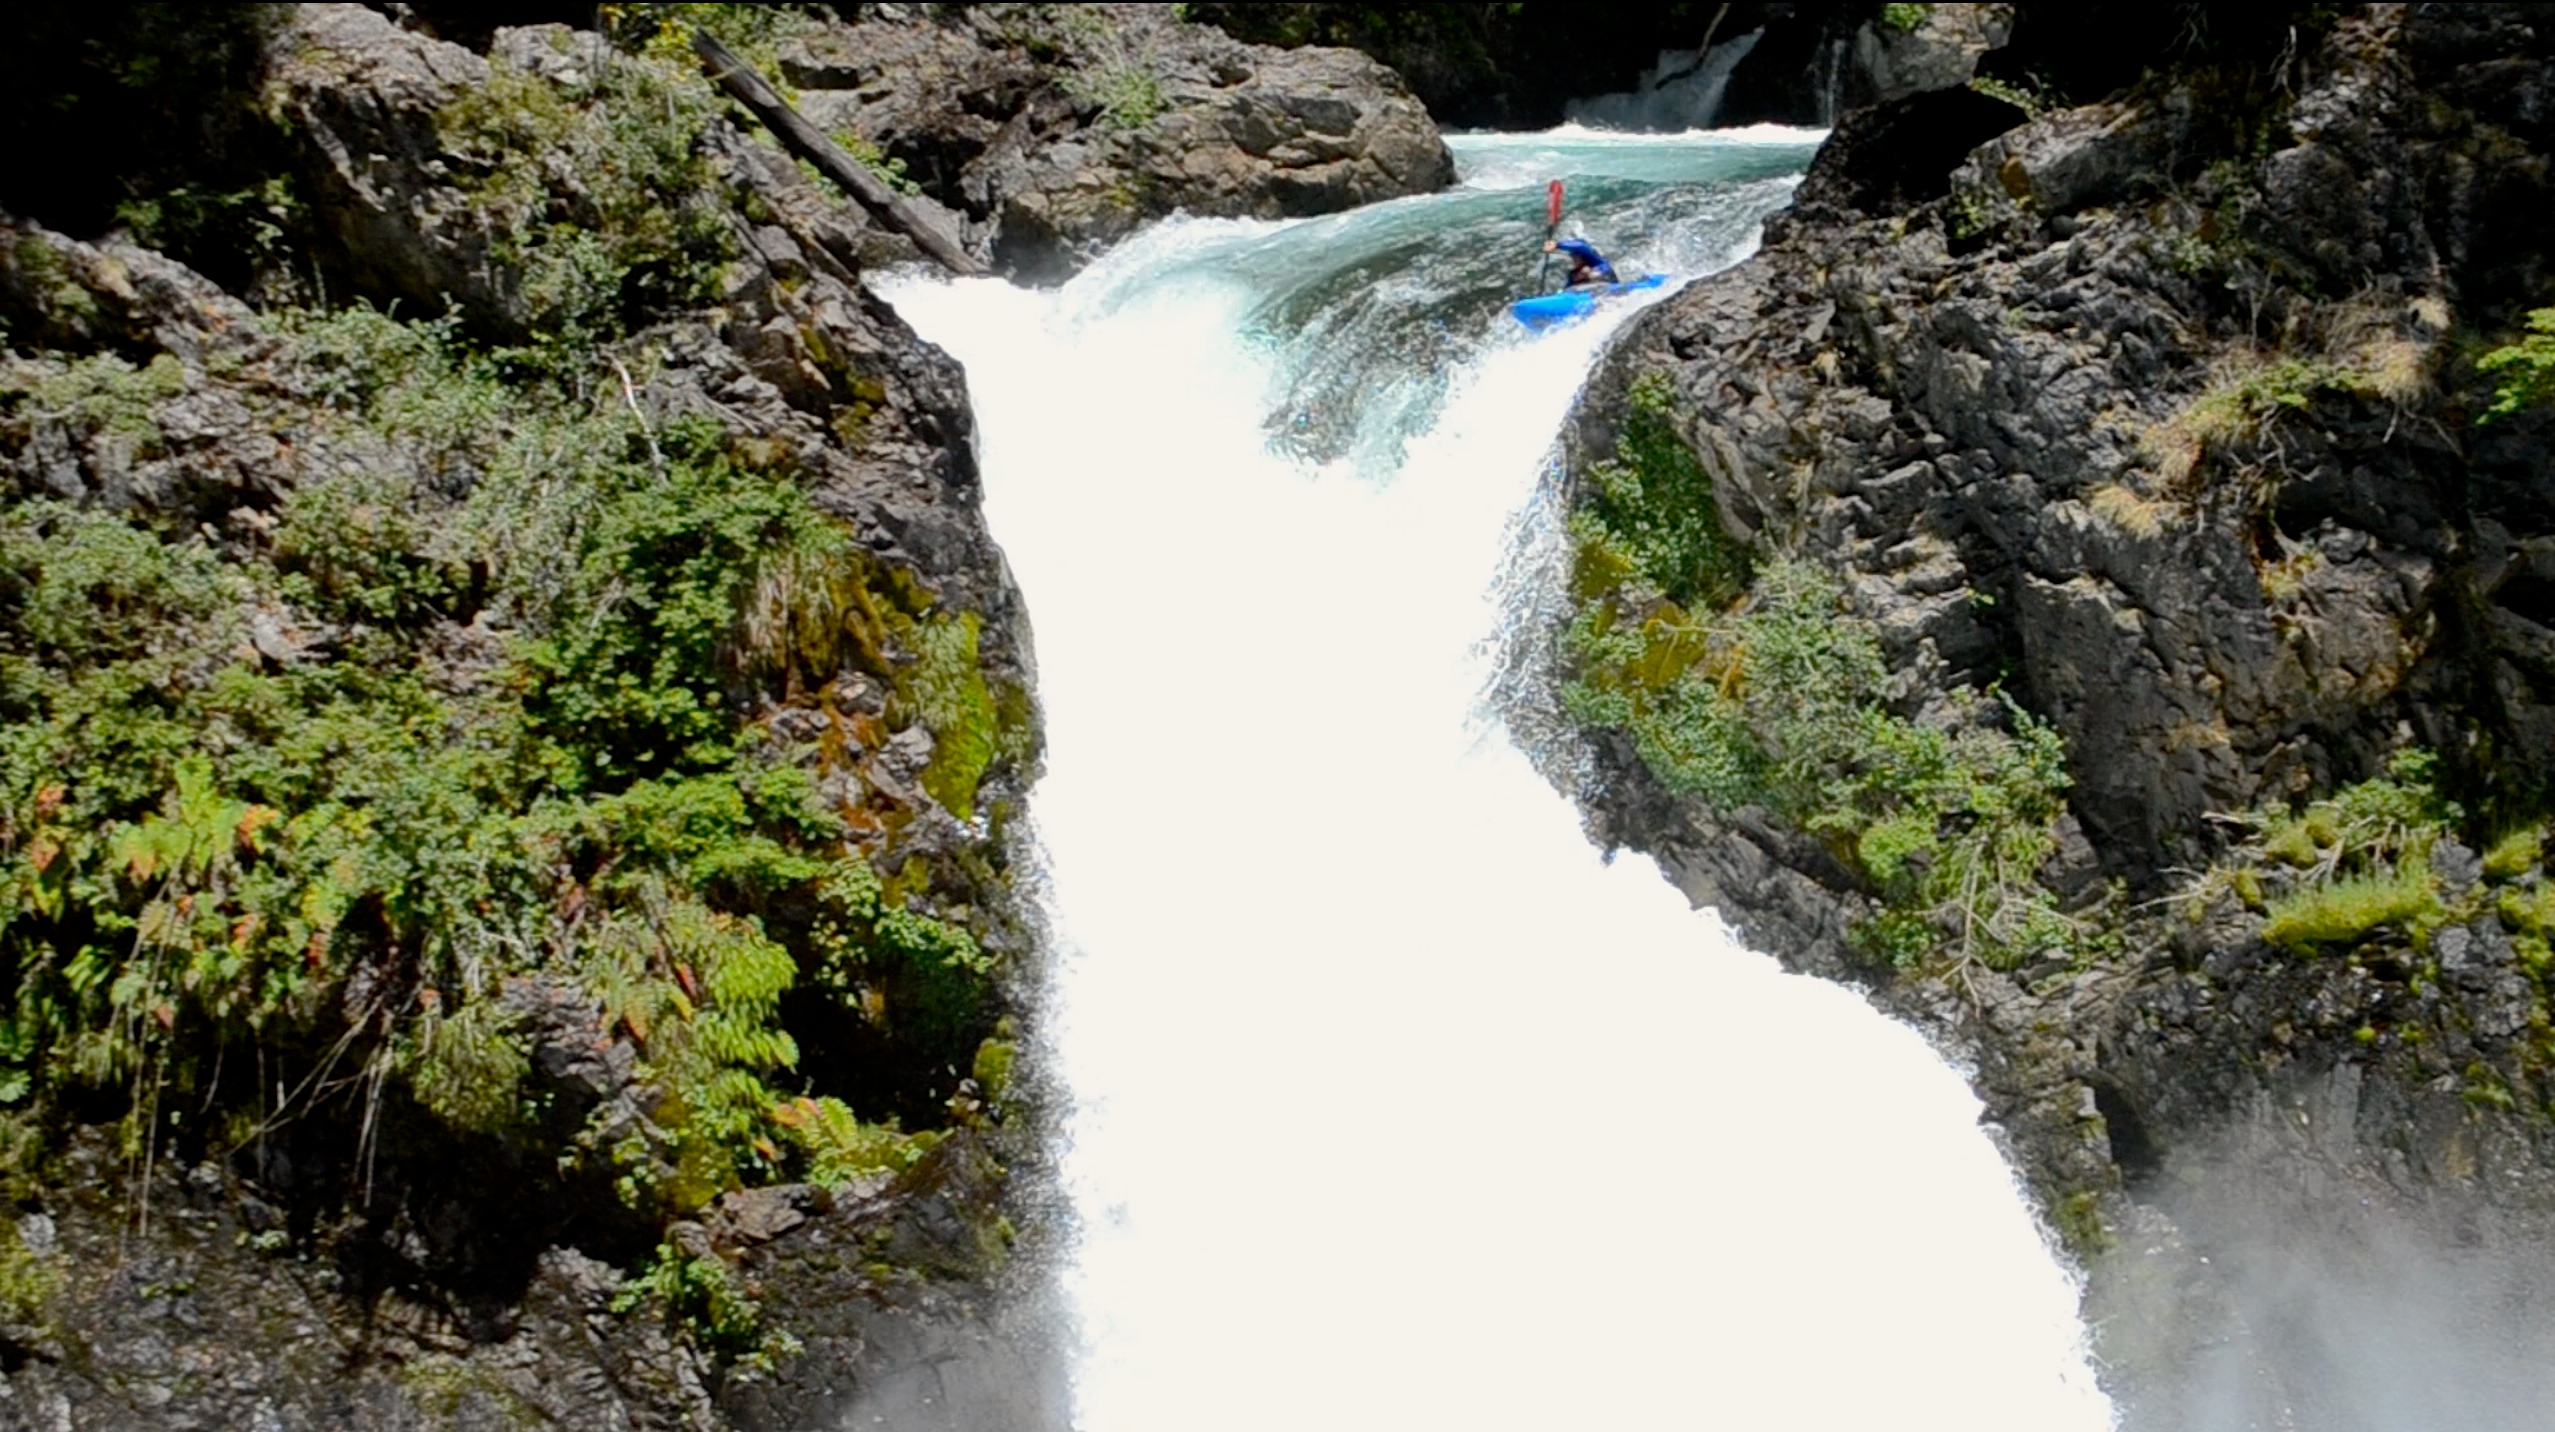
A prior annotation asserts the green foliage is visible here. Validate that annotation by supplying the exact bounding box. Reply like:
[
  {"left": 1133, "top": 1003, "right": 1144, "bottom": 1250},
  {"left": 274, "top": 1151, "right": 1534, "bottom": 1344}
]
[
  {"left": 1063, "top": 60, "right": 1168, "bottom": 130},
  {"left": 971, "top": 1033, "right": 1016, "bottom": 1102},
  {"left": 2050, "top": 1189, "right": 2111, "bottom": 1256},
  {"left": 0, "top": 4, "right": 278, "bottom": 270},
  {"left": 404, "top": 997, "right": 532, "bottom": 1133},
  {"left": 600, "top": 3, "right": 830, "bottom": 68},
  {"left": 907, "top": 614, "right": 1002, "bottom": 820},
  {"left": 1561, "top": 378, "right": 2077, "bottom": 974},
  {"left": 1967, "top": 74, "right": 2054, "bottom": 119},
  {"left": 1564, "top": 559, "right": 2079, "bottom": 972},
  {"left": 835, "top": 133, "right": 924, "bottom": 197},
  {"left": 805, "top": 856, "right": 994, "bottom": 1063},
  {"left": 2184, "top": 357, "right": 2340, "bottom": 433},
  {"left": 113, "top": 176, "right": 303, "bottom": 281},
  {"left": 2148, "top": 348, "right": 2428, "bottom": 485},
  {"left": 770, "top": 1093, "right": 939, "bottom": 1189},
  {"left": 2485, "top": 826, "right": 2546, "bottom": 882},
  {"left": 2251, "top": 748, "right": 2461, "bottom": 881},
  {"left": 1578, "top": 372, "right": 1750, "bottom": 610},
  {"left": 2262, "top": 864, "right": 2442, "bottom": 949},
  {"left": 5, "top": 352, "right": 189, "bottom": 452},
  {"left": 0, "top": 304, "right": 1008, "bottom": 1221},
  {"left": 1880, "top": 4, "right": 1933, "bottom": 36},
  {"left": 0, "top": 1218, "right": 57, "bottom": 1325},
  {"left": 434, "top": 44, "right": 734, "bottom": 344},
  {"left": 612, "top": 1237, "right": 799, "bottom": 1369},
  {"left": 2477, "top": 307, "right": 2555, "bottom": 424},
  {"left": 2207, "top": 749, "right": 2475, "bottom": 955}
]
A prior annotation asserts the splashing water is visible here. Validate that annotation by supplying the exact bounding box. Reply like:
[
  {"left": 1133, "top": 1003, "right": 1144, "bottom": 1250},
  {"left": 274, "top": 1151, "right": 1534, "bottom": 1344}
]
[{"left": 884, "top": 130, "right": 2115, "bottom": 1432}]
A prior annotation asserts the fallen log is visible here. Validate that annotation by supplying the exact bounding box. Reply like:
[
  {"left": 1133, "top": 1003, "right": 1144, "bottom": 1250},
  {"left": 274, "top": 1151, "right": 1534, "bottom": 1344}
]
[{"left": 691, "top": 30, "right": 987, "bottom": 277}]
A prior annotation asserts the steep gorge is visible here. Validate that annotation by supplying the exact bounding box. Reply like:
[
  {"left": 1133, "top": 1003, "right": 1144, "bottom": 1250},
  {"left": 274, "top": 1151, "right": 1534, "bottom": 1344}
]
[
  {"left": 6, "top": 2, "right": 2555, "bottom": 1428},
  {"left": 1545, "top": 5, "right": 2555, "bottom": 1423}
]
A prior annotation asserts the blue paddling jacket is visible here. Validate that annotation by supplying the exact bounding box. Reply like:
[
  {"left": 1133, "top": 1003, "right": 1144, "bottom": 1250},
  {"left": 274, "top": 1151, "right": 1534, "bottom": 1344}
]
[{"left": 1551, "top": 237, "right": 1618, "bottom": 285}]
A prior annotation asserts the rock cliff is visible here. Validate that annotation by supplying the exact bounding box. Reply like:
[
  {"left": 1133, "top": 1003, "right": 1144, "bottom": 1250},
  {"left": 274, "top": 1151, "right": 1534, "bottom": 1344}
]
[
  {"left": 775, "top": 2, "right": 1450, "bottom": 283},
  {"left": 0, "top": 4, "right": 1447, "bottom": 1428},
  {"left": 1545, "top": 5, "right": 2555, "bottom": 1422}
]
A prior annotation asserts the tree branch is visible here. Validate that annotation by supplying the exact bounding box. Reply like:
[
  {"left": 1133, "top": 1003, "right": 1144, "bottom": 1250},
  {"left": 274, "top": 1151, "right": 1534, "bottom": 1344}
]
[{"left": 691, "top": 30, "right": 987, "bottom": 278}]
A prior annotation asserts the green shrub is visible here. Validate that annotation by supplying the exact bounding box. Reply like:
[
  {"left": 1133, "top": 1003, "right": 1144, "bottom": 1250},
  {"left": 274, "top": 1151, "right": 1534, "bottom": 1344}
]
[
  {"left": 907, "top": 614, "right": 1002, "bottom": 820},
  {"left": 2479, "top": 307, "right": 2555, "bottom": 424},
  {"left": 1967, "top": 74, "right": 2054, "bottom": 119},
  {"left": 1881, "top": 4, "right": 1933, "bottom": 35},
  {"left": 0, "top": 1218, "right": 56, "bottom": 1325},
  {"left": 612, "top": 1236, "right": 797, "bottom": 1369},
  {"left": 1063, "top": 60, "right": 1168, "bottom": 130},
  {"left": 1561, "top": 376, "right": 2078, "bottom": 973},
  {"left": 2263, "top": 863, "right": 2442, "bottom": 950},
  {"left": 836, "top": 133, "right": 924, "bottom": 196},
  {"left": 435, "top": 45, "right": 734, "bottom": 343},
  {"left": 2204, "top": 749, "right": 2496, "bottom": 957},
  {"left": 0, "top": 305, "right": 1010, "bottom": 1224},
  {"left": 1564, "top": 559, "right": 2078, "bottom": 972},
  {"left": 2483, "top": 825, "right": 2546, "bottom": 881},
  {"left": 1578, "top": 372, "right": 1750, "bottom": 610},
  {"left": 770, "top": 1092, "right": 939, "bottom": 1189}
]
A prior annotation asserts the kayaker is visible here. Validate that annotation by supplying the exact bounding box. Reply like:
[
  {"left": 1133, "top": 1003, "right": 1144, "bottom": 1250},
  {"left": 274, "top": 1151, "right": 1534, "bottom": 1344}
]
[{"left": 1544, "top": 236, "right": 1618, "bottom": 288}]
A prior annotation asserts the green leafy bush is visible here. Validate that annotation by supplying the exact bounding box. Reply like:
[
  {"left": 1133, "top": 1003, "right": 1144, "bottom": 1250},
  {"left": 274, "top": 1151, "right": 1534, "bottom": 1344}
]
[
  {"left": 1881, "top": 4, "right": 1934, "bottom": 36},
  {"left": 2206, "top": 749, "right": 2481, "bottom": 955},
  {"left": 2484, "top": 825, "right": 2546, "bottom": 881},
  {"left": 1565, "top": 560, "right": 2078, "bottom": 972},
  {"left": 1576, "top": 372, "right": 1750, "bottom": 609},
  {"left": 0, "top": 1217, "right": 56, "bottom": 1325},
  {"left": 1063, "top": 60, "right": 1169, "bottom": 130},
  {"left": 0, "top": 305, "right": 1011, "bottom": 1222},
  {"left": 1561, "top": 377, "right": 2079, "bottom": 972},
  {"left": 2478, "top": 307, "right": 2555, "bottom": 424},
  {"left": 612, "top": 1235, "right": 798, "bottom": 1369},
  {"left": 435, "top": 46, "right": 735, "bottom": 343}
]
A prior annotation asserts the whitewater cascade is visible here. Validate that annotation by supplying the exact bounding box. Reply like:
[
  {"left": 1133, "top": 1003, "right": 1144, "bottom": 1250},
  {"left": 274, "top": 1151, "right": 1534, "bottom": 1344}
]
[{"left": 887, "top": 130, "right": 2117, "bottom": 1432}]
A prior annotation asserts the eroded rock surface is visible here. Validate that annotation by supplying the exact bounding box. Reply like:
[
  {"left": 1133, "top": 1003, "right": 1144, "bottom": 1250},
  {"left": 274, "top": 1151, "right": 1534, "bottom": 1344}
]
[
  {"left": 0, "top": 6, "right": 1070, "bottom": 1428},
  {"left": 1549, "top": 8, "right": 2555, "bottom": 1421},
  {"left": 779, "top": 3, "right": 1452, "bottom": 282}
]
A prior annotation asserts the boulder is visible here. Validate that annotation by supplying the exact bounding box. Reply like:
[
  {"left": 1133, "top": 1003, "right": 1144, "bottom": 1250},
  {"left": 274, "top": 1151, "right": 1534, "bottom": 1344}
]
[
  {"left": 1849, "top": 2, "right": 2017, "bottom": 109},
  {"left": 778, "top": 5, "right": 1452, "bottom": 282}
]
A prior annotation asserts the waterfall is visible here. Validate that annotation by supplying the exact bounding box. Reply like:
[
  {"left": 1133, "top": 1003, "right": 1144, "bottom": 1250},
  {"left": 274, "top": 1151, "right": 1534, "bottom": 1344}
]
[
  {"left": 1565, "top": 30, "right": 1765, "bottom": 133},
  {"left": 884, "top": 130, "right": 2116, "bottom": 1432}
]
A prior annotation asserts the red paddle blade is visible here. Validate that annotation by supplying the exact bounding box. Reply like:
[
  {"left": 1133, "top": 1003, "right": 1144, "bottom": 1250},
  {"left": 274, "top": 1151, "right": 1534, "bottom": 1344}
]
[{"left": 1546, "top": 179, "right": 1564, "bottom": 227}]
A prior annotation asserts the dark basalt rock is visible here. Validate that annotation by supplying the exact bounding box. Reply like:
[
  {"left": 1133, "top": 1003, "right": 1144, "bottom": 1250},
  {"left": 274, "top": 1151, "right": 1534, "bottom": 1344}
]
[
  {"left": 1549, "top": 7, "right": 2555, "bottom": 1421},
  {"left": 1792, "top": 85, "right": 2030, "bottom": 216},
  {"left": 778, "top": 3, "right": 1453, "bottom": 284}
]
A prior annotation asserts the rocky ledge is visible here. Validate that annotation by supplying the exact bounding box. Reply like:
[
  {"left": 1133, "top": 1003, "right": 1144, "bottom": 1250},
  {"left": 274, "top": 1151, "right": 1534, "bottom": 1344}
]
[
  {"left": 779, "top": 1, "right": 1451, "bottom": 283},
  {"left": 0, "top": 3, "right": 1454, "bottom": 1428},
  {"left": 1545, "top": 5, "right": 2555, "bottom": 1424}
]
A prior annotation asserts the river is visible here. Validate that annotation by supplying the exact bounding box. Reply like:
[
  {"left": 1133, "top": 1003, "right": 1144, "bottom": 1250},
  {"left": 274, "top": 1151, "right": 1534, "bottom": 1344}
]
[{"left": 884, "top": 127, "right": 2117, "bottom": 1432}]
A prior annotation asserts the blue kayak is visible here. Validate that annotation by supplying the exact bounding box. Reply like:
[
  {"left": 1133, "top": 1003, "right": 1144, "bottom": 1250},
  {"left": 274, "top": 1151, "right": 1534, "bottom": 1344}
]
[{"left": 1510, "top": 274, "right": 1669, "bottom": 330}]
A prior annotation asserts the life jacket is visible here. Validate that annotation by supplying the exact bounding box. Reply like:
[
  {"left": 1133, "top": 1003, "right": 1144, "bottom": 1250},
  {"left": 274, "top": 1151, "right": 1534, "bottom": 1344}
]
[{"left": 1554, "top": 237, "right": 1617, "bottom": 284}]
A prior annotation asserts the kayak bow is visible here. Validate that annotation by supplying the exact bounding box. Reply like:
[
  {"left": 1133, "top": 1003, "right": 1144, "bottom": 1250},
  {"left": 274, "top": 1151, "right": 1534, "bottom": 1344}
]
[{"left": 1510, "top": 273, "right": 1669, "bottom": 331}]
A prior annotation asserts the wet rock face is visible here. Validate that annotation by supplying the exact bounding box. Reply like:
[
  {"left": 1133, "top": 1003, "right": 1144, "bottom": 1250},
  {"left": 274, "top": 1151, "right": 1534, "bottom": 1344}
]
[
  {"left": 1, "top": 7, "right": 1066, "bottom": 1429},
  {"left": 1553, "top": 0, "right": 2555, "bottom": 1332},
  {"left": 0, "top": 1133, "right": 1056, "bottom": 1432},
  {"left": 777, "top": 3, "right": 1453, "bottom": 283}
]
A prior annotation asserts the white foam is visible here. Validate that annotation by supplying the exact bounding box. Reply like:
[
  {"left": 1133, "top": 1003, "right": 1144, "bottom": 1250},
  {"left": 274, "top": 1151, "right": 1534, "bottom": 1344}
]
[{"left": 882, "top": 135, "right": 2112, "bottom": 1432}]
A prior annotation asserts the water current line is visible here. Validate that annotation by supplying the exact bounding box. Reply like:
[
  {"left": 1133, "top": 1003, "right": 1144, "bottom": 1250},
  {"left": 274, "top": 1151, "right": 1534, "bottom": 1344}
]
[{"left": 884, "top": 130, "right": 2116, "bottom": 1432}]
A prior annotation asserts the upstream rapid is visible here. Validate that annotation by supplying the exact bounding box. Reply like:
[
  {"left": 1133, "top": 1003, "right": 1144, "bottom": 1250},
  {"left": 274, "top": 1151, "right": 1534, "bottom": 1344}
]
[{"left": 884, "top": 129, "right": 2118, "bottom": 1431}]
